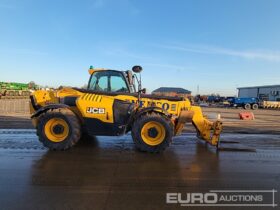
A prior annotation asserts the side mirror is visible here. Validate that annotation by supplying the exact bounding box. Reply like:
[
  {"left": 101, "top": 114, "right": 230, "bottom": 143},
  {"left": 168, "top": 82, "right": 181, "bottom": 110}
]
[{"left": 132, "top": 65, "right": 142, "bottom": 73}]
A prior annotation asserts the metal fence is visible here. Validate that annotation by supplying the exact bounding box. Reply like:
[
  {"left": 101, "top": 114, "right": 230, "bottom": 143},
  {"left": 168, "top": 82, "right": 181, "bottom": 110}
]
[{"left": 0, "top": 99, "right": 30, "bottom": 114}]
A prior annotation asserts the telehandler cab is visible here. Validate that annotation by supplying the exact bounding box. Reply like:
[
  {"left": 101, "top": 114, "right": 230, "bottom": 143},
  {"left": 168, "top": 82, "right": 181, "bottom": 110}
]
[{"left": 30, "top": 66, "right": 222, "bottom": 153}]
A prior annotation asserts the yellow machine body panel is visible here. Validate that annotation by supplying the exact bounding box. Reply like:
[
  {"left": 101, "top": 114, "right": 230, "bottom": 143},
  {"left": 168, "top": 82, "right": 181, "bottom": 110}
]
[
  {"left": 74, "top": 92, "right": 192, "bottom": 124},
  {"left": 77, "top": 93, "right": 115, "bottom": 123}
]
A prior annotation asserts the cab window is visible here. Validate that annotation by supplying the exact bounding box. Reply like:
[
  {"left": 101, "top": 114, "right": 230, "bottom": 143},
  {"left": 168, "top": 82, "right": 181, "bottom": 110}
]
[
  {"left": 88, "top": 71, "right": 129, "bottom": 93},
  {"left": 110, "top": 75, "right": 128, "bottom": 92},
  {"left": 96, "top": 76, "right": 108, "bottom": 91}
]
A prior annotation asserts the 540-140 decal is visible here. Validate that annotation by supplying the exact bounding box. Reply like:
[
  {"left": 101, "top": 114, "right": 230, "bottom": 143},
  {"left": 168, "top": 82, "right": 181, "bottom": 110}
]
[
  {"left": 86, "top": 102, "right": 177, "bottom": 114},
  {"left": 130, "top": 100, "right": 177, "bottom": 112}
]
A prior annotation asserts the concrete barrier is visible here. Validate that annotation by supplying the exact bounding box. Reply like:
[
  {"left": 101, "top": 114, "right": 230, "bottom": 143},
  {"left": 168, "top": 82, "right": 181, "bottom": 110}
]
[{"left": 0, "top": 99, "right": 30, "bottom": 114}]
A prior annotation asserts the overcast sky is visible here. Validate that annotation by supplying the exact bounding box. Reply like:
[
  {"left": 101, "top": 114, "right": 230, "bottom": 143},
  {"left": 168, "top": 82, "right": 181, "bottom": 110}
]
[{"left": 0, "top": 0, "right": 280, "bottom": 96}]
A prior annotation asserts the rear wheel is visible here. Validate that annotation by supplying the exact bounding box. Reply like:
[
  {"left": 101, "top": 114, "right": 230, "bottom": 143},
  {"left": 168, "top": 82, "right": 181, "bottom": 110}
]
[
  {"left": 131, "top": 113, "right": 173, "bottom": 153},
  {"left": 252, "top": 103, "right": 258, "bottom": 110},
  {"left": 37, "top": 108, "right": 81, "bottom": 150},
  {"left": 244, "top": 103, "right": 251, "bottom": 110}
]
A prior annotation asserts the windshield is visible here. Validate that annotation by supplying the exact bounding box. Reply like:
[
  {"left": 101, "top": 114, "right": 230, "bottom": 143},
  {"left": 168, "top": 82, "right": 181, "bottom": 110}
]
[{"left": 88, "top": 71, "right": 130, "bottom": 93}]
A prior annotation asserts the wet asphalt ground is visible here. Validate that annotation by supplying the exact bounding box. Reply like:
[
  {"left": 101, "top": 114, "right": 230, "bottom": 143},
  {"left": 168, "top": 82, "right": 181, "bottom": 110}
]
[{"left": 0, "top": 129, "right": 279, "bottom": 210}]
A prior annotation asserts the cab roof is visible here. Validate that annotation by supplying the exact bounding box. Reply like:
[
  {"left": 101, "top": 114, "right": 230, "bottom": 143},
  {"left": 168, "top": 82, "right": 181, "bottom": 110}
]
[{"left": 88, "top": 67, "right": 127, "bottom": 75}]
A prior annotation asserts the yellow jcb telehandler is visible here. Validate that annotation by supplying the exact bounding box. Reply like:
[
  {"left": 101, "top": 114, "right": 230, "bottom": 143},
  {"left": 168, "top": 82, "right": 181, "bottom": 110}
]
[{"left": 30, "top": 66, "right": 222, "bottom": 152}]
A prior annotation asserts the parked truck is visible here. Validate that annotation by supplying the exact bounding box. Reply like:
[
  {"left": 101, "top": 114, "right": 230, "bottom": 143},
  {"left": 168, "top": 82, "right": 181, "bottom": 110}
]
[{"left": 229, "top": 97, "right": 259, "bottom": 110}]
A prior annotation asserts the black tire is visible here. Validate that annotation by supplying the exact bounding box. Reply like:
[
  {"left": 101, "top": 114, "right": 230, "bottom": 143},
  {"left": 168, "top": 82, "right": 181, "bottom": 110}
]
[
  {"left": 252, "top": 103, "right": 258, "bottom": 110},
  {"left": 37, "top": 108, "right": 81, "bottom": 150},
  {"left": 244, "top": 103, "right": 251, "bottom": 110},
  {"left": 131, "top": 113, "right": 173, "bottom": 153}
]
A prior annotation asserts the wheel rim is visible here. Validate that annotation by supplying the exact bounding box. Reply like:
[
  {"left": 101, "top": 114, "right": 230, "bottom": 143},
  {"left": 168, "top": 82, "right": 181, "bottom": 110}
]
[
  {"left": 44, "top": 118, "right": 69, "bottom": 142},
  {"left": 141, "top": 121, "right": 166, "bottom": 146}
]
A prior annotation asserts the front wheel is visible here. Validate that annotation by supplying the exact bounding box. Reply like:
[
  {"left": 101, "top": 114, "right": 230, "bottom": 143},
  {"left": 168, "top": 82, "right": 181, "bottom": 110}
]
[
  {"left": 244, "top": 103, "right": 251, "bottom": 110},
  {"left": 37, "top": 108, "right": 81, "bottom": 150},
  {"left": 131, "top": 113, "right": 174, "bottom": 153}
]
